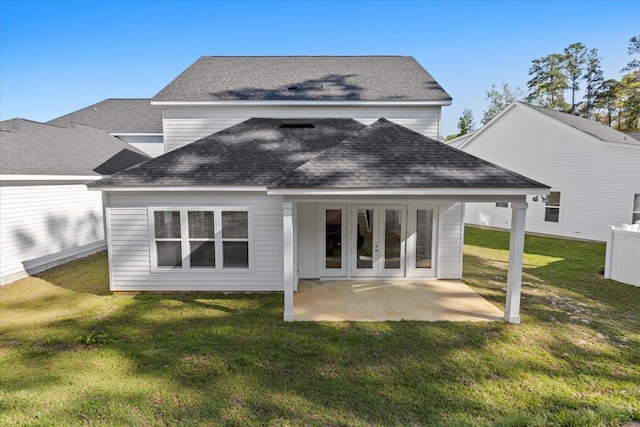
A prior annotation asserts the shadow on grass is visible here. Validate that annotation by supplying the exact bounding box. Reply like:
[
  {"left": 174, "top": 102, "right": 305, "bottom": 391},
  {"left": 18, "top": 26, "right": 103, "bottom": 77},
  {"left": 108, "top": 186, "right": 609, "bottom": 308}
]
[
  {"left": 33, "top": 251, "right": 111, "bottom": 296},
  {"left": 3, "top": 239, "right": 640, "bottom": 425}
]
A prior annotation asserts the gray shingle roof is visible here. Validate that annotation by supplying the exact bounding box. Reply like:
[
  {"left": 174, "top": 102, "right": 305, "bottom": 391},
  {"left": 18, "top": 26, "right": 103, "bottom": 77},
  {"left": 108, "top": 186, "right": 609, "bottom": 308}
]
[
  {"left": 521, "top": 102, "right": 640, "bottom": 145},
  {"left": 91, "top": 119, "right": 366, "bottom": 187},
  {"left": 0, "top": 119, "right": 150, "bottom": 176},
  {"left": 624, "top": 132, "right": 640, "bottom": 141},
  {"left": 152, "top": 56, "right": 452, "bottom": 102},
  {"left": 47, "top": 99, "right": 162, "bottom": 134},
  {"left": 91, "top": 118, "right": 547, "bottom": 190},
  {"left": 274, "top": 119, "right": 548, "bottom": 189}
]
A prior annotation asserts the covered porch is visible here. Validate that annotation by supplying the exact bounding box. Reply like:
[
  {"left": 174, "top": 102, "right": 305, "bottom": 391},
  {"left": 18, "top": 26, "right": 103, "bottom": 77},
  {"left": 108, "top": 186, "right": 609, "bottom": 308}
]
[{"left": 293, "top": 278, "right": 504, "bottom": 322}]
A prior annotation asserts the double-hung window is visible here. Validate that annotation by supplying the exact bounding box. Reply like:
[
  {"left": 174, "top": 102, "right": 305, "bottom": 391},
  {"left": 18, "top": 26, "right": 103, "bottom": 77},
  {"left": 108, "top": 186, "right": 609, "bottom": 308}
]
[
  {"left": 633, "top": 194, "right": 640, "bottom": 224},
  {"left": 544, "top": 191, "right": 561, "bottom": 223},
  {"left": 150, "top": 208, "right": 251, "bottom": 272}
]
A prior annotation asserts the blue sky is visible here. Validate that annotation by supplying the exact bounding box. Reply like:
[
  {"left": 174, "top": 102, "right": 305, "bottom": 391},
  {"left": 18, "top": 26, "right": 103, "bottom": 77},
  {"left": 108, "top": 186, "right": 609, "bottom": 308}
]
[{"left": 1, "top": 0, "right": 638, "bottom": 136}]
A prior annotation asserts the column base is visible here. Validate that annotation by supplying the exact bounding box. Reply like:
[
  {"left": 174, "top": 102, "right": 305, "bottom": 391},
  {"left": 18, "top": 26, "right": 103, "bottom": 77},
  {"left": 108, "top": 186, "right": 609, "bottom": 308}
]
[
  {"left": 504, "top": 313, "right": 521, "bottom": 324},
  {"left": 283, "top": 312, "right": 294, "bottom": 322}
]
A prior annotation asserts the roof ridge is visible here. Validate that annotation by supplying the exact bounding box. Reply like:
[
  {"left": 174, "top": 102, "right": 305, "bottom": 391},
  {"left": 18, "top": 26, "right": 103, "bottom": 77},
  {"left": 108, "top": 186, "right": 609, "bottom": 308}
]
[
  {"left": 269, "top": 119, "right": 388, "bottom": 187},
  {"left": 201, "top": 55, "right": 409, "bottom": 58},
  {"left": 3, "top": 118, "right": 69, "bottom": 130},
  {"left": 272, "top": 117, "right": 548, "bottom": 189}
]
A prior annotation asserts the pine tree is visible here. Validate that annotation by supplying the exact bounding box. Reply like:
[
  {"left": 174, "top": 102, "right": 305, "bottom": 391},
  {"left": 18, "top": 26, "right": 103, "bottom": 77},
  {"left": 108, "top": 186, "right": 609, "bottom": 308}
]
[
  {"left": 564, "top": 42, "right": 588, "bottom": 115},
  {"left": 622, "top": 35, "right": 640, "bottom": 72},
  {"left": 527, "top": 53, "right": 569, "bottom": 111},
  {"left": 582, "top": 49, "right": 604, "bottom": 118}
]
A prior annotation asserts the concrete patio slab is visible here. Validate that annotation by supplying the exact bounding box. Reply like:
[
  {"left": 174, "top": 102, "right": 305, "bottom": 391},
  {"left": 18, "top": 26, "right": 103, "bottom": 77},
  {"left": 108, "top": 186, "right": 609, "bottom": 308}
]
[{"left": 293, "top": 279, "right": 504, "bottom": 322}]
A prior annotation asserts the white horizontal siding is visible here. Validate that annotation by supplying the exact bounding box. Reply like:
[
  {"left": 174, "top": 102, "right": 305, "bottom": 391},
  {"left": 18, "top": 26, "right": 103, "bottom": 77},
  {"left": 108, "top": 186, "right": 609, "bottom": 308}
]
[
  {"left": 106, "top": 192, "right": 285, "bottom": 291},
  {"left": 437, "top": 203, "right": 464, "bottom": 279},
  {"left": 117, "top": 135, "right": 164, "bottom": 158},
  {"left": 163, "top": 105, "right": 441, "bottom": 152},
  {"left": 461, "top": 104, "right": 640, "bottom": 242},
  {"left": 296, "top": 202, "right": 317, "bottom": 278},
  {"left": 0, "top": 184, "right": 105, "bottom": 284}
]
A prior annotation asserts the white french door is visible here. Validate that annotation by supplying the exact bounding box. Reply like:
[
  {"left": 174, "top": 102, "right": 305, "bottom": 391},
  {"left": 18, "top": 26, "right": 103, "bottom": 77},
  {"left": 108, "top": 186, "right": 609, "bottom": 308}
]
[{"left": 350, "top": 206, "right": 406, "bottom": 277}]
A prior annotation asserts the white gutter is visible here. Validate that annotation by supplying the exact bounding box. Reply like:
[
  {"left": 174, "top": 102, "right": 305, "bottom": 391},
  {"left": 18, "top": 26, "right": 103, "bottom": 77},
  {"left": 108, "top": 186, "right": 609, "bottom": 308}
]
[
  {"left": 267, "top": 187, "right": 550, "bottom": 196},
  {"left": 111, "top": 133, "right": 164, "bottom": 137},
  {"left": 0, "top": 175, "right": 99, "bottom": 185}
]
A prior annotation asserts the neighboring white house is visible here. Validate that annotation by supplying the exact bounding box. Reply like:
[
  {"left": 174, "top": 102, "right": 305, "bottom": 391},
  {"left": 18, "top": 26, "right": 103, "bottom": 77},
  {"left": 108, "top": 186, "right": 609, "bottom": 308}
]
[
  {"left": 87, "top": 56, "right": 550, "bottom": 323},
  {"left": 0, "top": 119, "right": 149, "bottom": 285},
  {"left": 451, "top": 102, "right": 640, "bottom": 242},
  {"left": 48, "top": 98, "right": 164, "bottom": 157}
]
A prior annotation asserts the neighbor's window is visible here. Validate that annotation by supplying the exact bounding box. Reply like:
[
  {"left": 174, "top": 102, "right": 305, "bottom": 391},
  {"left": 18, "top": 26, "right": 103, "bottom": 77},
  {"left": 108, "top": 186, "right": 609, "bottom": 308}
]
[
  {"left": 150, "top": 208, "right": 250, "bottom": 271},
  {"left": 545, "top": 191, "right": 561, "bottom": 223},
  {"left": 495, "top": 202, "right": 509, "bottom": 208},
  {"left": 633, "top": 194, "right": 640, "bottom": 224}
]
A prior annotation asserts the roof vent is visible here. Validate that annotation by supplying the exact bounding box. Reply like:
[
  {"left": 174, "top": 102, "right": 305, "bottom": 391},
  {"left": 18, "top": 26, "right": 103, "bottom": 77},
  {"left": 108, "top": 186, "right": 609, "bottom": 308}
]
[{"left": 279, "top": 123, "right": 315, "bottom": 129}]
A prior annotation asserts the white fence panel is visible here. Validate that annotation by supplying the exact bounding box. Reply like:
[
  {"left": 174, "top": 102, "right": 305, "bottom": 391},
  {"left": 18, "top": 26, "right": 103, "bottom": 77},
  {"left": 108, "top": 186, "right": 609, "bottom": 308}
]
[{"left": 605, "top": 224, "right": 640, "bottom": 287}]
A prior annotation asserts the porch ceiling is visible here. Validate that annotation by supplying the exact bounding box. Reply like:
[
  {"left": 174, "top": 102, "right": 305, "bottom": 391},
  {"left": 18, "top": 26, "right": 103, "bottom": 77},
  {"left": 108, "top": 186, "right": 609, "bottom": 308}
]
[{"left": 293, "top": 279, "right": 503, "bottom": 322}]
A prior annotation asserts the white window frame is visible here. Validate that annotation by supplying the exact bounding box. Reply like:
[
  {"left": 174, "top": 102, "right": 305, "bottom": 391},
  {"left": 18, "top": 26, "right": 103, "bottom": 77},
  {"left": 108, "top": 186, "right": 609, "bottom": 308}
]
[
  {"left": 632, "top": 194, "right": 640, "bottom": 224},
  {"left": 544, "top": 191, "right": 562, "bottom": 224},
  {"left": 148, "top": 207, "right": 253, "bottom": 273},
  {"left": 406, "top": 204, "right": 439, "bottom": 278}
]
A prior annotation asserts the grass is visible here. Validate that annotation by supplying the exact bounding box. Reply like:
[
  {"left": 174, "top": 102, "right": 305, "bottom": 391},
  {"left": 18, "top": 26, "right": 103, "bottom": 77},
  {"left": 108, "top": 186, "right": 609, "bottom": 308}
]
[{"left": 1, "top": 226, "right": 639, "bottom": 426}]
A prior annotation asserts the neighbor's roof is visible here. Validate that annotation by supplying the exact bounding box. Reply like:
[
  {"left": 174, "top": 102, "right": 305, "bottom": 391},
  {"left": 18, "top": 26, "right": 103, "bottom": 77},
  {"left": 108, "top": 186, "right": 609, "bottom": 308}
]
[
  {"left": 522, "top": 102, "right": 640, "bottom": 145},
  {"left": 0, "top": 119, "right": 150, "bottom": 176},
  {"left": 91, "top": 118, "right": 548, "bottom": 190},
  {"left": 152, "top": 56, "right": 452, "bottom": 102},
  {"left": 444, "top": 131, "right": 476, "bottom": 149},
  {"left": 47, "top": 99, "right": 162, "bottom": 134},
  {"left": 624, "top": 131, "right": 640, "bottom": 141}
]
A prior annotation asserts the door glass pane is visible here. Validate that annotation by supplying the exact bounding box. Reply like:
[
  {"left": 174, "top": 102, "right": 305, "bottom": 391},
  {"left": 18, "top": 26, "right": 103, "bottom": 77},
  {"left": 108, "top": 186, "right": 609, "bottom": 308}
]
[
  {"left": 356, "top": 209, "right": 374, "bottom": 269},
  {"left": 188, "top": 211, "right": 214, "bottom": 238},
  {"left": 223, "top": 241, "right": 249, "bottom": 268},
  {"left": 416, "top": 210, "right": 433, "bottom": 269},
  {"left": 384, "top": 210, "right": 402, "bottom": 269},
  {"left": 325, "top": 210, "right": 342, "bottom": 269},
  {"left": 157, "top": 241, "right": 182, "bottom": 267},
  {"left": 190, "top": 241, "right": 215, "bottom": 267},
  {"left": 222, "top": 211, "right": 248, "bottom": 238},
  {"left": 154, "top": 211, "right": 181, "bottom": 238}
]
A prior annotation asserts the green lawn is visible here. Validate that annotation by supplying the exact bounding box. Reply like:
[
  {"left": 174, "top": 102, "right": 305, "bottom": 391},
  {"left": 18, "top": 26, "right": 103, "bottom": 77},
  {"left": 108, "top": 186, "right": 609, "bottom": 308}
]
[{"left": 1, "top": 226, "right": 639, "bottom": 426}]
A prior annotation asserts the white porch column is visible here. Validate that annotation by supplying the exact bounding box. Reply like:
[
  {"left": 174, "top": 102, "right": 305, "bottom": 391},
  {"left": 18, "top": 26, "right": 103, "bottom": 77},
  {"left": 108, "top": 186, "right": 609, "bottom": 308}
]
[
  {"left": 505, "top": 201, "right": 527, "bottom": 324},
  {"left": 283, "top": 201, "right": 295, "bottom": 322}
]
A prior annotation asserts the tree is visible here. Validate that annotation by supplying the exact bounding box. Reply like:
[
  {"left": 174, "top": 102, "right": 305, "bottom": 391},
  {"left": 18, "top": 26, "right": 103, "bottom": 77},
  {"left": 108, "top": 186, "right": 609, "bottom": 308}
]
[
  {"left": 527, "top": 53, "right": 569, "bottom": 111},
  {"left": 564, "top": 42, "right": 588, "bottom": 114},
  {"left": 618, "top": 72, "right": 640, "bottom": 131},
  {"left": 457, "top": 109, "right": 476, "bottom": 136},
  {"left": 594, "top": 79, "right": 622, "bottom": 128},
  {"left": 482, "top": 83, "right": 525, "bottom": 124},
  {"left": 622, "top": 35, "right": 640, "bottom": 72},
  {"left": 581, "top": 48, "right": 604, "bottom": 119}
]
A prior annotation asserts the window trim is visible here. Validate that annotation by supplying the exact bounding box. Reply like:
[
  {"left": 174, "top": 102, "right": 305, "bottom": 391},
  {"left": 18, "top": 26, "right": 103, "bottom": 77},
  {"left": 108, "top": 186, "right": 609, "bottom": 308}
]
[
  {"left": 544, "top": 191, "right": 562, "bottom": 224},
  {"left": 148, "top": 207, "right": 253, "bottom": 274},
  {"left": 632, "top": 194, "right": 640, "bottom": 225}
]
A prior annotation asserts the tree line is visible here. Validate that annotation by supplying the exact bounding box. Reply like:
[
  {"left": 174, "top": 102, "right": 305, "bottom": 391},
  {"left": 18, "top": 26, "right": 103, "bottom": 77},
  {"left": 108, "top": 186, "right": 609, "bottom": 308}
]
[{"left": 446, "top": 35, "right": 640, "bottom": 140}]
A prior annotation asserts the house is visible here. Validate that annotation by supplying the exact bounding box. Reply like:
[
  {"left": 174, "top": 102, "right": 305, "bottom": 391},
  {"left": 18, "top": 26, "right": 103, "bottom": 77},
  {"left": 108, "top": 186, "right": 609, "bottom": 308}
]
[
  {"left": 0, "top": 119, "right": 149, "bottom": 285},
  {"left": 48, "top": 99, "right": 164, "bottom": 157},
  {"left": 85, "top": 56, "right": 550, "bottom": 323},
  {"left": 452, "top": 102, "right": 640, "bottom": 242},
  {"left": 150, "top": 56, "right": 452, "bottom": 151}
]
